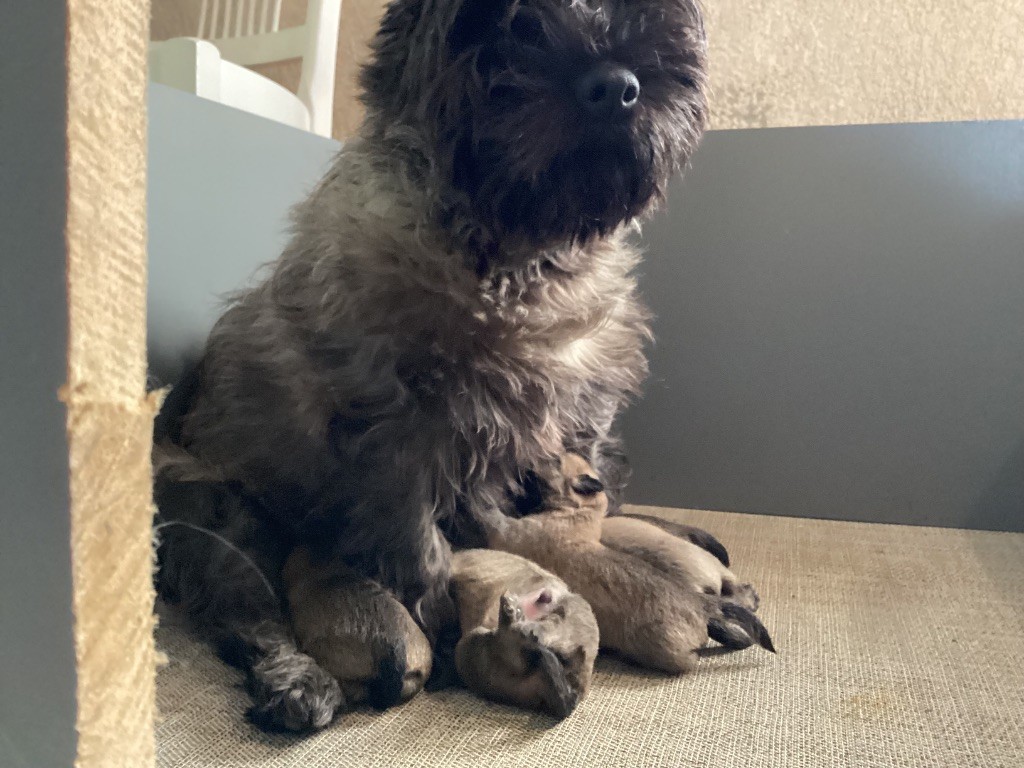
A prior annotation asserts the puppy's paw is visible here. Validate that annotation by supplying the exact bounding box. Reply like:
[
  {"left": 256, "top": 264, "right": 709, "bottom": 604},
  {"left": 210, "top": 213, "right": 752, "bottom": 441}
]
[
  {"left": 722, "top": 581, "right": 760, "bottom": 613},
  {"left": 707, "top": 603, "right": 776, "bottom": 654},
  {"left": 499, "top": 592, "right": 527, "bottom": 627},
  {"left": 246, "top": 649, "right": 344, "bottom": 733}
]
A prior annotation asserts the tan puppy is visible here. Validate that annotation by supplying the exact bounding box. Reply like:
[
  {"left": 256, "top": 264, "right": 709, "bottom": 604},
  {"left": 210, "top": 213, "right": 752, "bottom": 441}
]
[
  {"left": 488, "top": 455, "right": 774, "bottom": 673},
  {"left": 283, "top": 548, "right": 433, "bottom": 711},
  {"left": 450, "top": 549, "right": 599, "bottom": 718}
]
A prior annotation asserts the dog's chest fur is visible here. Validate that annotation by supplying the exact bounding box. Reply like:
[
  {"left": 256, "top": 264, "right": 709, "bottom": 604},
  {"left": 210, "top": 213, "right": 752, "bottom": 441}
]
[
  {"left": 189, "top": 143, "right": 650, "bottom": 525},
  {"left": 290, "top": 145, "right": 649, "bottom": 459}
]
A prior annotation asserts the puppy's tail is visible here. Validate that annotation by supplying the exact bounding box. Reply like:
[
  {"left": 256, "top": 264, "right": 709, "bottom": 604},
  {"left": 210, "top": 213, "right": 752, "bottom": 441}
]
[
  {"left": 708, "top": 602, "right": 776, "bottom": 654},
  {"left": 367, "top": 638, "right": 408, "bottom": 710}
]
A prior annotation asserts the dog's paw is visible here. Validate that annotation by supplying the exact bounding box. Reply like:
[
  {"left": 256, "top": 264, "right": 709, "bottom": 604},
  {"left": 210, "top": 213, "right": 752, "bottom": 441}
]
[{"left": 246, "top": 649, "right": 343, "bottom": 733}]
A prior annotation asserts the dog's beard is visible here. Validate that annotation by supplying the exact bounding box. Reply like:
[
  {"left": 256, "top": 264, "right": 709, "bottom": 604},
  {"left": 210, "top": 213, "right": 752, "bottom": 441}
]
[{"left": 457, "top": 122, "right": 667, "bottom": 248}]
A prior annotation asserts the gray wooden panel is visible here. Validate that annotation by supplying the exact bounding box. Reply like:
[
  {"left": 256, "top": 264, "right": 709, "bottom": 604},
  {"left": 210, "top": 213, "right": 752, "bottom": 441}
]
[
  {"left": 147, "top": 84, "right": 339, "bottom": 383},
  {"left": 0, "top": 4, "right": 77, "bottom": 767},
  {"left": 622, "top": 122, "right": 1024, "bottom": 531},
  {"left": 146, "top": 87, "right": 1024, "bottom": 531}
]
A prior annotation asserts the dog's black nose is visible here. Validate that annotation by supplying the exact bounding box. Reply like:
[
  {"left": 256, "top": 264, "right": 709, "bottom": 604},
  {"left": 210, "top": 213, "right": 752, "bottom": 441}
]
[{"left": 575, "top": 64, "right": 641, "bottom": 117}]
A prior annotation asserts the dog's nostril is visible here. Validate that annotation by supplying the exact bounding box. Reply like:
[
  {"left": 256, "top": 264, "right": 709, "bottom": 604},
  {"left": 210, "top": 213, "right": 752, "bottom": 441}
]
[
  {"left": 576, "top": 64, "right": 641, "bottom": 117},
  {"left": 622, "top": 82, "right": 640, "bottom": 107}
]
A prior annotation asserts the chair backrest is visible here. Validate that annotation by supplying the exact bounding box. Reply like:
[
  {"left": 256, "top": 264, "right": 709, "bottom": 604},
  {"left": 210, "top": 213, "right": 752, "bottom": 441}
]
[
  {"left": 195, "top": 0, "right": 342, "bottom": 136},
  {"left": 197, "top": 0, "right": 284, "bottom": 40}
]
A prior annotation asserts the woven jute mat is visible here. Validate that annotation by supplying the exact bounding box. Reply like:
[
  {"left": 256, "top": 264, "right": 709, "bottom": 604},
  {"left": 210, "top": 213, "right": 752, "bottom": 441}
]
[{"left": 155, "top": 508, "right": 1024, "bottom": 768}]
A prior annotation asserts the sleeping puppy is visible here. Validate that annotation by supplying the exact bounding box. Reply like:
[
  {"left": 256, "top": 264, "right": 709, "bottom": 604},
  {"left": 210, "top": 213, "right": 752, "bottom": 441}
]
[
  {"left": 285, "top": 544, "right": 598, "bottom": 720},
  {"left": 283, "top": 547, "right": 433, "bottom": 712},
  {"left": 450, "top": 549, "right": 599, "bottom": 718},
  {"left": 488, "top": 455, "right": 774, "bottom": 673}
]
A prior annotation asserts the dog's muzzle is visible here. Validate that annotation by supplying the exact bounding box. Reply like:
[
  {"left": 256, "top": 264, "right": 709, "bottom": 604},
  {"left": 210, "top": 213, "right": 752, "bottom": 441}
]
[{"left": 575, "top": 63, "right": 641, "bottom": 119}]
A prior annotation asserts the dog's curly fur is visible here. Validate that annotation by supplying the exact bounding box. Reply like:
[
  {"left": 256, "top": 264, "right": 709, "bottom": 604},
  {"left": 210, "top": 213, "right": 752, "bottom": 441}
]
[{"left": 154, "top": 0, "right": 707, "bottom": 732}]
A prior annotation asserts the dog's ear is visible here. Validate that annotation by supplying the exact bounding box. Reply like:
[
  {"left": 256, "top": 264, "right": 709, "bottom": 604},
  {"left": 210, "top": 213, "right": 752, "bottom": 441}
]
[
  {"left": 535, "top": 645, "right": 580, "bottom": 719},
  {"left": 360, "top": 0, "right": 426, "bottom": 113},
  {"left": 448, "top": 0, "right": 513, "bottom": 55}
]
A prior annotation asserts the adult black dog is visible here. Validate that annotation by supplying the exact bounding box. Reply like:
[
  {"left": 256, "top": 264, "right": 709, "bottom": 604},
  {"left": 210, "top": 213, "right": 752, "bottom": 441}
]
[{"left": 154, "top": 0, "right": 708, "bottom": 731}]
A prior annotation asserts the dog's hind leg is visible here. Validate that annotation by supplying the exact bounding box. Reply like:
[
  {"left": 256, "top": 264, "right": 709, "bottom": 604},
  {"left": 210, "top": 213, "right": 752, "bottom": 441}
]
[{"left": 155, "top": 477, "right": 342, "bottom": 732}]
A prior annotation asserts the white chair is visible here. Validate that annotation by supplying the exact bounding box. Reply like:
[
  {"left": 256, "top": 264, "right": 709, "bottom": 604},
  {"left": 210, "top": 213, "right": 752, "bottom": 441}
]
[{"left": 149, "top": 0, "right": 342, "bottom": 136}]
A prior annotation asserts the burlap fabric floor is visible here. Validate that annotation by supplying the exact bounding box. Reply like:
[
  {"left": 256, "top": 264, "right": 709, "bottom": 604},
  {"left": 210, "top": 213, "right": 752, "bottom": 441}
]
[{"left": 156, "top": 508, "right": 1024, "bottom": 767}]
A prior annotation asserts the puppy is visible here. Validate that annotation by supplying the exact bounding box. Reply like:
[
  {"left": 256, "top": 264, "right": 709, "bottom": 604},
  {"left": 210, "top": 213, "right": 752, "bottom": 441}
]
[
  {"left": 488, "top": 455, "right": 774, "bottom": 673},
  {"left": 283, "top": 548, "right": 433, "bottom": 712},
  {"left": 450, "top": 549, "right": 599, "bottom": 718},
  {"left": 153, "top": 0, "right": 709, "bottom": 729}
]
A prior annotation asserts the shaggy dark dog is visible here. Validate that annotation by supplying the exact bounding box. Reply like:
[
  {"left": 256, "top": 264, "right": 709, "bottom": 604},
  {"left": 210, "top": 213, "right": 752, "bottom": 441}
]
[{"left": 154, "top": 0, "right": 708, "bottom": 732}]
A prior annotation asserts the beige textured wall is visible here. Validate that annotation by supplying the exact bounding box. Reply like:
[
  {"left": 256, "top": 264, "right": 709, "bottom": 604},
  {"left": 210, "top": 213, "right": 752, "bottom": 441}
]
[
  {"left": 705, "top": 1, "right": 1024, "bottom": 130},
  {"left": 152, "top": 1, "right": 1024, "bottom": 138}
]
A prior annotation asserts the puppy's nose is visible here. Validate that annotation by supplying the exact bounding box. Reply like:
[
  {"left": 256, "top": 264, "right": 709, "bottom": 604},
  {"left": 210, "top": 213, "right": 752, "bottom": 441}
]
[{"left": 575, "top": 63, "right": 641, "bottom": 117}]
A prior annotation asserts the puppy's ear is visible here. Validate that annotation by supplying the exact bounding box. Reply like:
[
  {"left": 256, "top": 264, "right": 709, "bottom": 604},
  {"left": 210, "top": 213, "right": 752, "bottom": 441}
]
[
  {"left": 535, "top": 645, "right": 580, "bottom": 719},
  {"left": 560, "top": 646, "right": 589, "bottom": 682},
  {"left": 425, "top": 621, "right": 461, "bottom": 692}
]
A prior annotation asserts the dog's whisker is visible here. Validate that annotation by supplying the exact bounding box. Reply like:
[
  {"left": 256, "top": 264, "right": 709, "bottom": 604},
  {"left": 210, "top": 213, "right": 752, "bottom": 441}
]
[{"left": 153, "top": 520, "right": 278, "bottom": 601}]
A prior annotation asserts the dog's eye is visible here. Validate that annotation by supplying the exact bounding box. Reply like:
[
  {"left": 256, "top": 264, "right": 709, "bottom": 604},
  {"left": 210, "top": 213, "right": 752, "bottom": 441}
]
[
  {"left": 524, "top": 648, "right": 544, "bottom": 669},
  {"left": 509, "top": 12, "right": 545, "bottom": 47},
  {"left": 449, "top": 0, "right": 514, "bottom": 54},
  {"left": 571, "top": 474, "right": 604, "bottom": 496}
]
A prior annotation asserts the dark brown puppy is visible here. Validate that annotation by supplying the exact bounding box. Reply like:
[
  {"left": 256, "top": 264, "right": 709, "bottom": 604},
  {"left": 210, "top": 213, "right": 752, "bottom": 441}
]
[
  {"left": 489, "top": 455, "right": 774, "bottom": 673},
  {"left": 450, "top": 549, "right": 599, "bottom": 718}
]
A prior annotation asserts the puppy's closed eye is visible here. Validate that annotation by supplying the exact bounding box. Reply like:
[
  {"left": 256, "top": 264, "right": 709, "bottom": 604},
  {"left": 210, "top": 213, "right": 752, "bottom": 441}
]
[{"left": 572, "top": 475, "right": 604, "bottom": 496}]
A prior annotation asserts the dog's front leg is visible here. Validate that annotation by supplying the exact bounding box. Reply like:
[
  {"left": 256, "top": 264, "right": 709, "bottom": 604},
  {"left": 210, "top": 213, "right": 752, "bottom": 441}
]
[
  {"left": 155, "top": 478, "right": 343, "bottom": 732},
  {"left": 301, "top": 437, "right": 459, "bottom": 642}
]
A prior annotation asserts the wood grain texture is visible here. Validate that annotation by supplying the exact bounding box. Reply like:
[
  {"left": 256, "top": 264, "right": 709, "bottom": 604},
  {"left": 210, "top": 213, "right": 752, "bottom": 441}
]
[{"left": 66, "top": 1, "right": 158, "bottom": 766}]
